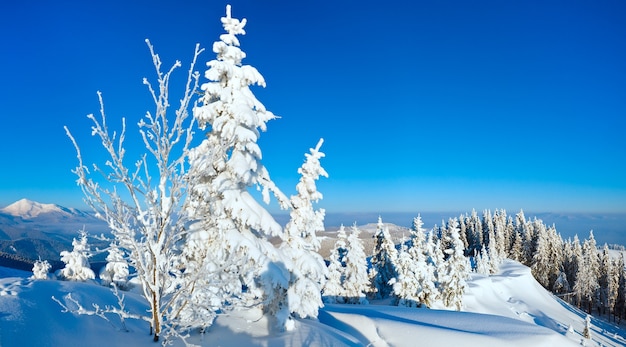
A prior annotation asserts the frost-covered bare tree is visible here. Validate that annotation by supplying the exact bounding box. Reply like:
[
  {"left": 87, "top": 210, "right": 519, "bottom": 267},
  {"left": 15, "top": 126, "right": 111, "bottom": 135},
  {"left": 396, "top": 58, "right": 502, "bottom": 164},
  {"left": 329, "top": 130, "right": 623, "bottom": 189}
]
[{"left": 65, "top": 40, "right": 203, "bottom": 343}]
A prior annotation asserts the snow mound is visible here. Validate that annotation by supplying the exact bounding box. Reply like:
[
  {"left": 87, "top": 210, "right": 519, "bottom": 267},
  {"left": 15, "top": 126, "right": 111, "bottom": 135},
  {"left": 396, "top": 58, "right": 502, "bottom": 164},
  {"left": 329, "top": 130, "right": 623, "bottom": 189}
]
[
  {"left": 464, "top": 259, "right": 626, "bottom": 347},
  {"left": 320, "top": 304, "right": 574, "bottom": 347}
]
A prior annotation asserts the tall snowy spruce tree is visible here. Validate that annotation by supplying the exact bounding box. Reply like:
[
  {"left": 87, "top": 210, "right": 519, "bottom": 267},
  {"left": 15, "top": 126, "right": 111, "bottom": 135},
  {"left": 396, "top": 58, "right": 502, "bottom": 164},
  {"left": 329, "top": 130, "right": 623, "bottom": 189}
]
[
  {"left": 389, "top": 236, "right": 421, "bottom": 307},
  {"left": 439, "top": 218, "right": 470, "bottom": 311},
  {"left": 277, "top": 139, "right": 328, "bottom": 330},
  {"left": 406, "top": 215, "right": 439, "bottom": 307},
  {"left": 574, "top": 231, "right": 600, "bottom": 313},
  {"left": 184, "top": 5, "right": 332, "bottom": 333},
  {"left": 66, "top": 38, "right": 203, "bottom": 342},
  {"left": 323, "top": 225, "right": 348, "bottom": 303},
  {"left": 343, "top": 224, "right": 370, "bottom": 304},
  {"left": 368, "top": 217, "right": 398, "bottom": 299}
]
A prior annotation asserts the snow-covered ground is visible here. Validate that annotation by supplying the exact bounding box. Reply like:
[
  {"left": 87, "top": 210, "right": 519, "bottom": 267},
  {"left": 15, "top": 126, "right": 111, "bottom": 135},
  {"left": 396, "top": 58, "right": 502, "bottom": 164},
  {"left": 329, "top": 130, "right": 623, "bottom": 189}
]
[{"left": 1, "top": 260, "right": 624, "bottom": 346}]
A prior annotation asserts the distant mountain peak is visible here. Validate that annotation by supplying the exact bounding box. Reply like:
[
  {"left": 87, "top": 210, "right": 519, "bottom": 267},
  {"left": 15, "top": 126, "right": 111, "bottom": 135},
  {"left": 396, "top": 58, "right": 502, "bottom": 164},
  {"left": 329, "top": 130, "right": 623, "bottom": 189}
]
[{"left": 0, "top": 198, "right": 75, "bottom": 219}]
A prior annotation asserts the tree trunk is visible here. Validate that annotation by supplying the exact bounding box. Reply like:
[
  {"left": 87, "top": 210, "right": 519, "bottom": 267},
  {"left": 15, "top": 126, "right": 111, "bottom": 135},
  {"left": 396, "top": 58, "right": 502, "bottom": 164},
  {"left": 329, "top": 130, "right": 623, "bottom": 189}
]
[{"left": 152, "top": 291, "right": 160, "bottom": 342}]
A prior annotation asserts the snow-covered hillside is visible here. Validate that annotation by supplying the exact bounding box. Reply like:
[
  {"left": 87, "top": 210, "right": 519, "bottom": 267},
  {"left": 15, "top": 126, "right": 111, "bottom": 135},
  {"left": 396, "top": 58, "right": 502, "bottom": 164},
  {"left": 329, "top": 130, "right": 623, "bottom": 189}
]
[{"left": 1, "top": 260, "right": 623, "bottom": 346}]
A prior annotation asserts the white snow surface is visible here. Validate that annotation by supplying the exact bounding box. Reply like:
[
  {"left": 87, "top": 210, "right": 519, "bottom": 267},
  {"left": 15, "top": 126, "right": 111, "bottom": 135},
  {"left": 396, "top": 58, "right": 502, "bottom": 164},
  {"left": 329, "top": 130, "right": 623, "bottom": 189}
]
[{"left": 1, "top": 260, "right": 624, "bottom": 346}]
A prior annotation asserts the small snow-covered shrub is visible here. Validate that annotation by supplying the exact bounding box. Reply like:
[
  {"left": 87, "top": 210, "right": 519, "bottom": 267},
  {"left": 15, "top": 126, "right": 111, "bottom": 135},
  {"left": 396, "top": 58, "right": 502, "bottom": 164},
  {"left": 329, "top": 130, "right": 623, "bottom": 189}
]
[
  {"left": 99, "top": 245, "right": 129, "bottom": 289},
  {"left": 31, "top": 258, "right": 51, "bottom": 280},
  {"left": 58, "top": 230, "right": 95, "bottom": 282}
]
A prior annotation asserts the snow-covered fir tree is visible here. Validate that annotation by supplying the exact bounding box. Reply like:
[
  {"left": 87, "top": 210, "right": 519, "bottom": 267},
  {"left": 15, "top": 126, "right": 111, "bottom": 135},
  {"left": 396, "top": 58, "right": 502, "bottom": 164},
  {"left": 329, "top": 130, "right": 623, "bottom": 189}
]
[
  {"left": 323, "top": 225, "right": 348, "bottom": 303},
  {"left": 564, "top": 235, "right": 583, "bottom": 289},
  {"left": 31, "top": 258, "right": 51, "bottom": 280},
  {"left": 439, "top": 218, "right": 470, "bottom": 311},
  {"left": 277, "top": 139, "right": 328, "bottom": 330},
  {"left": 183, "top": 4, "right": 292, "bottom": 331},
  {"left": 531, "top": 222, "right": 555, "bottom": 289},
  {"left": 368, "top": 216, "right": 398, "bottom": 299},
  {"left": 465, "top": 210, "right": 483, "bottom": 257},
  {"left": 597, "top": 244, "right": 619, "bottom": 316},
  {"left": 99, "top": 244, "right": 129, "bottom": 289},
  {"left": 390, "top": 236, "right": 421, "bottom": 307},
  {"left": 492, "top": 209, "right": 509, "bottom": 260},
  {"left": 613, "top": 255, "right": 626, "bottom": 320},
  {"left": 553, "top": 271, "right": 570, "bottom": 295},
  {"left": 343, "top": 224, "right": 369, "bottom": 304},
  {"left": 474, "top": 248, "right": 491, "bottom": 275},
  {"left": 574, "top": 231, "right": 600, "bottom": 313},
  {"left": 407, "top": 215, "right": 439, "bottom": 307},
  {"left": 58, "top": 229, "right": 95, "bottom": 282}
]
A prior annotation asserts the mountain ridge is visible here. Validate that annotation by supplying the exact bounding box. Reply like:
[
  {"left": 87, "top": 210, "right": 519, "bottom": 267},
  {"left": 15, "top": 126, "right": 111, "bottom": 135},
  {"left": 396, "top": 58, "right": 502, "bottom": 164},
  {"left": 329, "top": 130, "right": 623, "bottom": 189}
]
[{"left": 0, "top": 198, "right": 88, "bottom": 219}]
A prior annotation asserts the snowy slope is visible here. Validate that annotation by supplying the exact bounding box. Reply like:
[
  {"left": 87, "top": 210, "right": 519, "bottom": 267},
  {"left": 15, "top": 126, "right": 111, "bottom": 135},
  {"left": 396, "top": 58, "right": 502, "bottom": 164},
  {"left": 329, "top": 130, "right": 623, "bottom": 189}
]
[
  {"left": 464, "top": 260, "right": 626, "bottom": 347},
  {"left": 1, "top": 260, "right": 624, "bottom": 346}
]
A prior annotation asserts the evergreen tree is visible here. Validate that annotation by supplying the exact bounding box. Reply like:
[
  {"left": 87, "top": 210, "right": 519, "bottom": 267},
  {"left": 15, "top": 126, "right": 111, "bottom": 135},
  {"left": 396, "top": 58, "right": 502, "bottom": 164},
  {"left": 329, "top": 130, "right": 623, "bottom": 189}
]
[
  {"left": 390, "top": 237, "right": 421, "bottom": 307},
  {"left": 574, "top": 231, "right": 600, "bottom": 313},
  {"left": 509, "top": 228, "right": 524, "bottom": 263},
  {"left": 504, "top": 216, "right": 517, "bottom": 258},
  {"left": 614, "top": 255, "right": 626, "bottom": 321},
  {"left": 369, "top": 216, "right": 398, "bottom": 299},
  {"left": 553, "top": 271, "right": 570, "bottom": 295},
  {"left": 530, "top": 224, "right": 563, "bottom": 289},
  {"left": 474, "top": 248, "right": 491, "bottom": 275},
  {"left": 31, "top": 258, "right": 51, "bottom": 280},
  {"left": 481, "top": 209, "right": 494, "bottom": 251},
  {"left": 278, "top": 139, "right": 328, "bottom": 329},
  {"left": 440, "top": 218, "right": 470, "bottom": 311},
  {"left": 564, "top": 235, "right": 583, "bottom": 289},
  {"left": 99, "top": 243, "right": 130, "bottom": 289},
  {"left": 343, "top": 224, "right": 369, "bottom": 304},
  {"left": 58, "top": 229, "right": 95, "bottom": 282},
  {"left": 515, "top": 210, "right": 533, "bottom": 266},
  {"left": 323, "top": 225, "right": 348, "bottom": 304},
  {"left": 465, "top": 210, "right": 482, "bottom": 257},
  {"left": 457, "top": 216, "right": 469, "bottom": 253},
  {"left": 492, "top": 209, "right": 508, "bottom": 258},
  {"left": 407, "top": 215, "right": 439, "bottom": 307},
  {"left": 184, "top": 5, "right": 292, "bottom": 330}
]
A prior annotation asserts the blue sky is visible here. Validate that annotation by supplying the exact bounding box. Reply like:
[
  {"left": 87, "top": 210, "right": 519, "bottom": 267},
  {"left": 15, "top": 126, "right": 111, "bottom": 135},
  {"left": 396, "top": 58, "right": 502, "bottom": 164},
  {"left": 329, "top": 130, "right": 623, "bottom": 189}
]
[{"left": 1, "top": 0, "right": 625, "bottom": 215}]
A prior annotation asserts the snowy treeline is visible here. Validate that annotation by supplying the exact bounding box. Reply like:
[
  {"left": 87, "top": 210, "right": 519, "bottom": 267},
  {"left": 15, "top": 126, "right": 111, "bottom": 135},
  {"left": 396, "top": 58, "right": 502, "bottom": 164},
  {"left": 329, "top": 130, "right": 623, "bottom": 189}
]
[
  {"left": 451, "top": 208, "right": 626, "bottom": 320},
  {"left": 324, "top": 215, "right": 470, "bottom": 310},
  {"left": 323, "top": 208, "right": 626, "bottom": 321}
]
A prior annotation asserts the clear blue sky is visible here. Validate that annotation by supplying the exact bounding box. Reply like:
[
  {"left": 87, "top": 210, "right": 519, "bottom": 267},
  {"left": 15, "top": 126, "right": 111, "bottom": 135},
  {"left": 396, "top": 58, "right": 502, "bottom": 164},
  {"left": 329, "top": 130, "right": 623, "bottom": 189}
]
[{"left": 1, "top": 0, "right": 625, "bottom": 214}]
